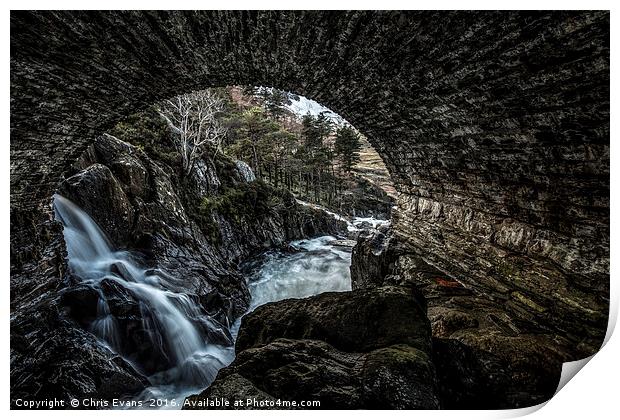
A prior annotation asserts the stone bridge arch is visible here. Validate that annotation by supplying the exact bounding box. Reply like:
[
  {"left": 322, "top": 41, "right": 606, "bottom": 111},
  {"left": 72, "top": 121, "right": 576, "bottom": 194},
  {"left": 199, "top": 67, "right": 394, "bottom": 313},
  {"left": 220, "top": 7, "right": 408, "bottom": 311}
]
[{"left": 10, "top": 11, "right": 609, "bottom": 342}]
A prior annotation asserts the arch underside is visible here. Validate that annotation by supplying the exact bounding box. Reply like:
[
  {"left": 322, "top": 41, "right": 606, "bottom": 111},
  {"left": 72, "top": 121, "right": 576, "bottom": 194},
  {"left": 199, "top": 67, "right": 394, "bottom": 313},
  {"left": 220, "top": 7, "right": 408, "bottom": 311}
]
[{"left": 10, "top": 11, "right": 609, "bottom": 343}]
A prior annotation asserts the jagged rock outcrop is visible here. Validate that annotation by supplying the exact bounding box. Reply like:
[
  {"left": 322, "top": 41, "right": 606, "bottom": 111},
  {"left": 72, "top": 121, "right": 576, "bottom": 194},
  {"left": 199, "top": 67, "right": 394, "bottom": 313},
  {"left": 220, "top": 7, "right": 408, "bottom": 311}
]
[
  {"left": 350, "top": 227, "right": 580, "bottom": 408},
  {"left": 304, "top": 174, "right": 394, "bottom": 220},
  {"left": 186, "top": 286, "right": 440, "bottom": 409},
  {"left": 336, "top": 175, "right": 394, "bottom": 219},
  {"left": 350, "top": 226, "right": 399, "bottom": 290},
  {"left": 59, "top": 164, "right": 136, "bottom": 245},
  {"left": 10, "top": 133, "right": 347, "bottom": 406}
]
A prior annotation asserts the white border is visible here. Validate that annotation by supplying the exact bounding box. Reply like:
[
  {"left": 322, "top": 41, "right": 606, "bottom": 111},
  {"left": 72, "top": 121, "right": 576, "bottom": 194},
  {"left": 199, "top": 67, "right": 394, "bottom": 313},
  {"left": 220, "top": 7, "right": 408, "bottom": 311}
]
[{"left": 3, "top": 2, "right": 617, "bottom": 419}]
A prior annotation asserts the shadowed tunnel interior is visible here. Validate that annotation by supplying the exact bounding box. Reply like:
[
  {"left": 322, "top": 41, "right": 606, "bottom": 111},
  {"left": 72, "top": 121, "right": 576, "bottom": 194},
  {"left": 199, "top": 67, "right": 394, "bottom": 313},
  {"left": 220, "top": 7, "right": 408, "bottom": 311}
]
[{"left": 10, "top": 10, "right": 609, "bottom": 408}]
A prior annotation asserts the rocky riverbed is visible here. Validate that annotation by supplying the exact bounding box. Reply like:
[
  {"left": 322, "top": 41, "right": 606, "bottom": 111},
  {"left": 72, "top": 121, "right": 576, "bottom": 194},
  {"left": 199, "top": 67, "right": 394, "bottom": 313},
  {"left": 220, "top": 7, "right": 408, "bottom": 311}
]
[
  {"left": 10, "top": 133, "right": 347, "bottom": 407},
  {"left": 10, "top": 131, "right": 579, "bottom": 408},
  {"left": 186, "top": 225, "right": 574, "bottom": 409},
  {"left": 10, "top": 133, "right": 596, "bottom": 410}
]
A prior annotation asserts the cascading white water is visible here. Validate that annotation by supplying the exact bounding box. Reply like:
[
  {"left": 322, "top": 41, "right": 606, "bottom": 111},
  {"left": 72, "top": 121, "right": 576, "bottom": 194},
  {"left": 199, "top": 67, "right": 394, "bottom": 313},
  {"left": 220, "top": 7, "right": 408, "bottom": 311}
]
[
  {"left": 54, "top": 195, "right": 234, "bottom": 403},
  {"left": 55, "top": 193, "right": 386, "bottom": 408},
  {"left": 295, "top": 198, "right": 390, "bottom": 232},
  {"left": 246, "top": 236, "right": 352, "bottom": 311}
]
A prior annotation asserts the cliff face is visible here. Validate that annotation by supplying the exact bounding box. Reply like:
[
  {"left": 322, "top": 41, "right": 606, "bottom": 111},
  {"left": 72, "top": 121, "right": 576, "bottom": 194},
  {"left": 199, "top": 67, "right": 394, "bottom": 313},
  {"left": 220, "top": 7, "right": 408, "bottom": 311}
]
[{"left": 10, "top": 133, "right": 346, "bottom": 404}]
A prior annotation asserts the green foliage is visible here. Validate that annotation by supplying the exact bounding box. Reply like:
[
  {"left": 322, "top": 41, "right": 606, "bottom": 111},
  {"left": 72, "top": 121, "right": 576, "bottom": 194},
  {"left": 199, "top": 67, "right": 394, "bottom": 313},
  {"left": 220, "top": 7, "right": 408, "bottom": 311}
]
[
  {"left": 244, "top": 87, "right": 295, "bottom": 120},
  {"left": 334, "top": 125, "right": 362, "bottom": 173},
  {"left": 187, "top": 199, "right": 222, "bottom": 244},
  {"left": 299, "top": 113, "right": 334, "bottom": 184},
  {"left": 200, "top": 180, "right": 287, "bottom": 224},
  {"left": 262, "top": 89, "right": 291, "bottom": 119},
  {"left": 223, "top": 86, "right": 389, "bottom": 213},
  {"left": 108, "top": 106, "right": 180, "bottom": 169},
  {"left": 224, "top": 107, "right": 280, "bottom": 173},
  {"left": 240, "top": 107, "right": 280, "bottom": 138},
  {"left": 302, "top": 112, "right": 332, "bottom": 150}
]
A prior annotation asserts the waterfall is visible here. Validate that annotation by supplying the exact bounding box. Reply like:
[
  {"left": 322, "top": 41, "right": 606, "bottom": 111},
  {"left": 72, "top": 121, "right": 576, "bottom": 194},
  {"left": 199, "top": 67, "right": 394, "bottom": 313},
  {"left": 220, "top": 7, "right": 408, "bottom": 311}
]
[
  {"left": 54, "top": 194, "right": 361, "bottom": 407},
  {"left": 53, "top": 195, "right": 235, "bottom": 400}
]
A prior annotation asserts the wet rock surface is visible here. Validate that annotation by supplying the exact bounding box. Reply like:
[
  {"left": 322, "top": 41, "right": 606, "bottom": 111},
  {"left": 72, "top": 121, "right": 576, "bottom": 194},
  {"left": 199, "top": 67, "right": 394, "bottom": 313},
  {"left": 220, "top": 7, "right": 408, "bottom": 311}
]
[
  {"left": 236, "top": 286, "right": 431, "bottom": 354},
  {"left": 11, "top": 284, "right": 150, "bottom": 406},
  {"left": 334, "top": 174, "right": 394, "bottom": 220},
  {"left": 350, "top": 227, "right": 399, "bottom": 290},
  {"left": 10, "top": 133, "right": 347, "bottom": 406},
  {"left": 187, "top": 286, "right": 440, "bottom": 409},
  {"left": 349, "top": 227, "right": 583, "bottom": 408},
  {"left": 59, "top": 164, "right": 135, "bottom": 246}
]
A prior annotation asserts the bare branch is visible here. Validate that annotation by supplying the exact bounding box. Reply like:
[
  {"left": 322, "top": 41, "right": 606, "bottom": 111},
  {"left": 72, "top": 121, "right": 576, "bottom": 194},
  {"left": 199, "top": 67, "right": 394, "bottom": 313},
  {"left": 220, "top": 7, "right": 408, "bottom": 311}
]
[{"left": 158, "top": 89, "right": 228, "bottom": 175}]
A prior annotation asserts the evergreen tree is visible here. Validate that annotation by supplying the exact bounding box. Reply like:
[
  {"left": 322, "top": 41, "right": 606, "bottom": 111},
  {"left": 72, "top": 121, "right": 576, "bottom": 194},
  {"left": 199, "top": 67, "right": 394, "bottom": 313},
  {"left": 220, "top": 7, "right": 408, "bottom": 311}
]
[
  {"left": 228, "top": 107, "right": 279, "bottom": 175},
  {"left": 263, "top": 89, "right": 291, "bottom": 120},
  {"left": 302, "top": 113, "right": 331, "bottom": 149},
  {"left": 334, "top": 125, "right": 362, "bottom": 173},
  {"left": 301, "top": 113, "right": 333, "bottom": 202},
  {"left": 222, "top": 87, "right": 370, "bottom": 209}
]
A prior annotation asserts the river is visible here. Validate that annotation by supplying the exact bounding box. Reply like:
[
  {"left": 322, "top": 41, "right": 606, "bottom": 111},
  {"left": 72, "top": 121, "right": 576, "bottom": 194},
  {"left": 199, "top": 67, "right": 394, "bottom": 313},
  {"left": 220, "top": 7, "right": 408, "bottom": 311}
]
[{"left": 54, "top": 194, "right": 387, "bottom": 408}]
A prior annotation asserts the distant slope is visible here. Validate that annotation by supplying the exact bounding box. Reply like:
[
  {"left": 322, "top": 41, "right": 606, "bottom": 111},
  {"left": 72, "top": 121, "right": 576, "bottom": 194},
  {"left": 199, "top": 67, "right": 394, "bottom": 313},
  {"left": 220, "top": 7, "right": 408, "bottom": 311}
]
[
  {"left": 354, "top": 136, "right": 397, "bottom": 198},
  {"left": 228, "top": 85, "right": 396, "bottom": 199}
]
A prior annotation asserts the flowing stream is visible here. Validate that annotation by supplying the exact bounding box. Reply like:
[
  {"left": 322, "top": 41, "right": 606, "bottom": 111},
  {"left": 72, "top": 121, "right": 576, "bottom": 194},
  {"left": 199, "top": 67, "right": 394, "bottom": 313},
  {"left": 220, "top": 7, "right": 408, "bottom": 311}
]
[
  {"left": 53, "top": 194, "right": 384, "bottom": 407},
  {"left": 54, "top": 195, "right": 234, "bottom": 404},
  {"left": 244, "top": 236, "right": 352, "bottom": 311}
]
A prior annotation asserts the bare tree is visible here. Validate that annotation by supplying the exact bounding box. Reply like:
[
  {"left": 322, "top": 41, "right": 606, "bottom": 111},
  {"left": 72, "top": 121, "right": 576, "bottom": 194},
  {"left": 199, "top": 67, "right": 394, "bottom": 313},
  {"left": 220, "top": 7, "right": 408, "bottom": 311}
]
[{"left": 158, "top": 90, "right": 228, "bottom": 175}]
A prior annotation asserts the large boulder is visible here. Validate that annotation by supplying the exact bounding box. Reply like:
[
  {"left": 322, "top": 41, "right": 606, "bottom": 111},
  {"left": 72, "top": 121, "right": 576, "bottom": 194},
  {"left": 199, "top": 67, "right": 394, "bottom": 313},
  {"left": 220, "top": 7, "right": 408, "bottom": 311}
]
[
  {"left": 236, "top": 286, "right": 430, "bottom": 354},
  {"left": 285, "top": 203, "right": 349, "bottom": 240},
  {"left": 187, "top": 286, "right": 440, "bottom": 409},
  {"left": 350, "top": 227, "right": 399, "bottom": 290},
  {"left": 187, "top": 339, "right": 438, "bottom": 410}
]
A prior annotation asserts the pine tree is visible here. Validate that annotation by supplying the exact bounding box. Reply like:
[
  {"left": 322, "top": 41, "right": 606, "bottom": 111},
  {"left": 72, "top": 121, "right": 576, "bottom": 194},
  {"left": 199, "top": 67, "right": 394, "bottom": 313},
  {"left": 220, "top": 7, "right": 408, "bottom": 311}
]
[
  {"left": 229, "top": 107, "right": 279, "bottom": 176},
  {"left": 264, "top": 89, "right": 291, "bottom": 120},
  {"left": 334, "top": 125, "right": 362, "bottom": 173},
  {"left": 301, "top": 113, "right": 333, "bottom": 202}
]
